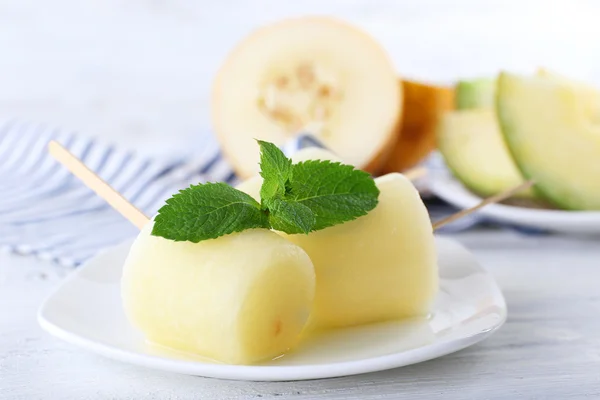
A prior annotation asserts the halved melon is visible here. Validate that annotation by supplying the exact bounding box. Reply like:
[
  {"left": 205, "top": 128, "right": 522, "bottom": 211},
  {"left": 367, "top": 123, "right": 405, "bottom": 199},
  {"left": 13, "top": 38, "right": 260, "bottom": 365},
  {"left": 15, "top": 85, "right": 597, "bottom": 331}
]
[
  {"left": 497, "top": 72, "right": 600, "bottom": 210},
  {"left": 212, "top": 17, "right": 401, "bottom": 179},
  {"left": 381, "top": 80, "right": 453, "bottom": 173}
]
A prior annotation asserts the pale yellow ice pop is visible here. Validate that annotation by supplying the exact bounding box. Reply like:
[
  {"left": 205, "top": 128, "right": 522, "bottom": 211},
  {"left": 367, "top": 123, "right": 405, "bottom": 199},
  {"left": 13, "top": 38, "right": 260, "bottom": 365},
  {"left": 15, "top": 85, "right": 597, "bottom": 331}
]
[{"left": 122, "top": 225, "right": 315, "bottom": 364}]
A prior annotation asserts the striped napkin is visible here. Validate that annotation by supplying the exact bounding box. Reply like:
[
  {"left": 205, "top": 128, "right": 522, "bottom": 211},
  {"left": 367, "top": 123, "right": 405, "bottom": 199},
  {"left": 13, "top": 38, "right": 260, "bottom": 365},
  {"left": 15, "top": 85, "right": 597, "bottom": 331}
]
[{"left": 0, "top": 119, "right": 236, "bottom": 267}]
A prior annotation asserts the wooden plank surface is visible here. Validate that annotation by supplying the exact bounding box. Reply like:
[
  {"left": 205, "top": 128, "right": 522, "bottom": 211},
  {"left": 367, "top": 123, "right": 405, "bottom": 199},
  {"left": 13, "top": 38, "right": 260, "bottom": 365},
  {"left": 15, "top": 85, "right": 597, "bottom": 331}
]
[{"left": 2, "top": 229, "right": 599, "bottom": 399}]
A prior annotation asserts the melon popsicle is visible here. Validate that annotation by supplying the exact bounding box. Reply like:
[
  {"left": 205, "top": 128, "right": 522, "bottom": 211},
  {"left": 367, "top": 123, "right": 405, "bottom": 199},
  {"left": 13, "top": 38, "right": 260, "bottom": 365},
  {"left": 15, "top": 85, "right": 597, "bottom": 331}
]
[
  {"left": 121, "top": 224, "right": 315, "bottom": 365},
  {"left": 237, "top": 148, "right": 438, "bottom": 329}
]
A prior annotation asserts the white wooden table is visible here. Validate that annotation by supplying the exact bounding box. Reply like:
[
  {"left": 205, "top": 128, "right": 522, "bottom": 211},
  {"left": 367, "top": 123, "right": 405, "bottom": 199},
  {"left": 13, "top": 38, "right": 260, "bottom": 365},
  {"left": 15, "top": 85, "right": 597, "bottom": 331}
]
[
  {"left": 2, "top": 1, "right": 600, "bottom": 398},
  {"left": 2, "top": 230, "right": 599, "bottom": 399}
]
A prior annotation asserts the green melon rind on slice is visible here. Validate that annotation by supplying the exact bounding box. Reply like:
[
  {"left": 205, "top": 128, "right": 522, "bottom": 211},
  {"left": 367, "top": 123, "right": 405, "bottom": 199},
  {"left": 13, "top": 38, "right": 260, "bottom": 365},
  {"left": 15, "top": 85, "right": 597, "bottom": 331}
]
[
  {"left": 455, "top": 78, "right": 496, "bottom": 110},
  {"left": 496, "top": 72, "right": 600, "bottom": 210},
  {"left": 437, "top": 109, "right": 533, "bottom": 198}
]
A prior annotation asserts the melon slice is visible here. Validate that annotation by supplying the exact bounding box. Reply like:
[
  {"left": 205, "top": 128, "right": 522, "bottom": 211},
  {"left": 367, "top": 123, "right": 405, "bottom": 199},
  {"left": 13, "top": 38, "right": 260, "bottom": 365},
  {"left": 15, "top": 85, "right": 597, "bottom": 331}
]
[
  {"left": 496, "top": 72, "right": 600, "bottom": 210},
  {"left": 212, "top": 17, "right": 401, "bottom": 179},
  {"left": 437, "top": 109, "right": 533, "bottom": 198},
  {"left": 439, "top": 77, "right": 534, "bottom": 198},
  {"left": 122, "top": 225, "right": 315, "bottom": 365}
]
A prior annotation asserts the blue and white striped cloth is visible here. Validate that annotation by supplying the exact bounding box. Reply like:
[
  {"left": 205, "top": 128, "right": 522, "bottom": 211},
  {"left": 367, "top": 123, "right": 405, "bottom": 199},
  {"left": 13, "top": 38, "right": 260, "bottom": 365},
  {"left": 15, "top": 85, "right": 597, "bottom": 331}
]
[{"left": 0, "top": 119, "right": 237, "bottom": 267}]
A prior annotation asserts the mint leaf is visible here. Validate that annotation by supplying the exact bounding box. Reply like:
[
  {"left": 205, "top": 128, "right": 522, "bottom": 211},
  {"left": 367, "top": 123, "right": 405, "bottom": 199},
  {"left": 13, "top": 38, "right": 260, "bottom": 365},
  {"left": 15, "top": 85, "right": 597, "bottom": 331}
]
[
  {"left": 267, "top": 198, "right": 315, "bottom": 234},
  {"left": 152, "top": 182, "right": 269, "bottom": 242},
  {"left": 288, "top": 160, "right": 379, "bottom": 230},
  {"left": 257, "top": 140, "right": 292, "bottom": 205}
]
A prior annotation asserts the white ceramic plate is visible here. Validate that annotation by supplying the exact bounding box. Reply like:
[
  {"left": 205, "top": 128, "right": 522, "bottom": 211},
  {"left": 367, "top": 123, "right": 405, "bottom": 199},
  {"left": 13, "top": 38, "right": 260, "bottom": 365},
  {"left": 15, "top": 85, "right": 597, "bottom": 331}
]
[
  {"left": 429, "top": 158, "right": 600, "bottom": 235},
  {"left": 38, "top": 237, "right": 506, "bottom": 381}
]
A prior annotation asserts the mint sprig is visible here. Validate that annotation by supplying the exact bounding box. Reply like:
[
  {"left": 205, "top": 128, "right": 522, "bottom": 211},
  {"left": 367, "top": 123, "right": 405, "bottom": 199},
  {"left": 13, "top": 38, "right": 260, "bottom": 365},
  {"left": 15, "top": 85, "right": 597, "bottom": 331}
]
[
  {"left": 152, "top": 141, "right": 379, "bottom": 242},
  {"left": 152, "top": 183, "right": 269, "bottom": 242}
]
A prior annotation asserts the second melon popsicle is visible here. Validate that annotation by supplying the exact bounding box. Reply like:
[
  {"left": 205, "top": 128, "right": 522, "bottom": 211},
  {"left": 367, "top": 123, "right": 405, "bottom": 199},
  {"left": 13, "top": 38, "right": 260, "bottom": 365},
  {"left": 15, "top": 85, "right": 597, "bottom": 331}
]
[{"left": 237, "top": 148, "right": 438, "bottom": 329}]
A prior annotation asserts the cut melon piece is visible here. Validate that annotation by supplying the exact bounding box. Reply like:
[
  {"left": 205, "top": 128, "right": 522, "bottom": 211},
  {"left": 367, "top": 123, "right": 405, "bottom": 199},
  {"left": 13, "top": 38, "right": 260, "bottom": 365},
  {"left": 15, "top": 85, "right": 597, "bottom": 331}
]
[
  {"left": 497, "top": 72, "right": 600, "bottom": 210},
  {"left": 381, "top": 80, "right": 454, "bottom": 173},
  {"left": 456, "top": 78, "right": 496, "bottom": 110},
  {"left": 212, "top": 16, "right": 401, "bottom": 179},
  {"left": 437, "top": 109, "right": 533, "bottom": 198},
  {"left": 237, "top": 149, "right": 438, "bottom": 330},
  {"left": 122, "top": 225, "right": 315, "bottom": 365}
]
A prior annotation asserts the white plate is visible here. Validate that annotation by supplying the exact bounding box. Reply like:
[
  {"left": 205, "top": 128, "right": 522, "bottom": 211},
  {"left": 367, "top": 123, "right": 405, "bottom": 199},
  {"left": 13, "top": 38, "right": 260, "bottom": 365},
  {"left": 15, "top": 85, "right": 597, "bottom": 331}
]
[
  {"left": 429, "top": 160, "right": 600, "bottom": 235},
  {"left": 38, "top": 237, "right": 506, "bottom": 381}
]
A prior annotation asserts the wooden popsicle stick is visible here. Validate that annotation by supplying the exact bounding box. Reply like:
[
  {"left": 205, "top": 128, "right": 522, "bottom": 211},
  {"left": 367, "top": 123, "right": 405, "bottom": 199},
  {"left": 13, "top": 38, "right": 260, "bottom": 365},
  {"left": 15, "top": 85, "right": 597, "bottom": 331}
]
[
  {"left": 432, "top": 180, "right": 535, "bottom": 231},
  {"left": 48, "top": 140, "right": 150, "bottom": 229},
  {"left": 403, "top": 166, "right": 427, "bottom": 181}
]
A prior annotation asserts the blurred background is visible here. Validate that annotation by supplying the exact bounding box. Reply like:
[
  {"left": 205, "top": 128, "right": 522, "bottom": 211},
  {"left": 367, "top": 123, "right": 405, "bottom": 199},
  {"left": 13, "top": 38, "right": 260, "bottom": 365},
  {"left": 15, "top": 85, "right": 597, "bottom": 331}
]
[{"left": 2, "top": 0, "right": 600, "bottom": 157}]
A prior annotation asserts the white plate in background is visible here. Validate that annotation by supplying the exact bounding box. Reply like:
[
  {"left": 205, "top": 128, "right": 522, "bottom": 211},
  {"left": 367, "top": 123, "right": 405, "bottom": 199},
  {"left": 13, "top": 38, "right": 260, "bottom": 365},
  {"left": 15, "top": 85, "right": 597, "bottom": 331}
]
[
  {"left": 38, "top": 237, "right": 505, "bottom": 381},
  {"left": 428, "top": 156, "right": 600, "bottom": 235}
]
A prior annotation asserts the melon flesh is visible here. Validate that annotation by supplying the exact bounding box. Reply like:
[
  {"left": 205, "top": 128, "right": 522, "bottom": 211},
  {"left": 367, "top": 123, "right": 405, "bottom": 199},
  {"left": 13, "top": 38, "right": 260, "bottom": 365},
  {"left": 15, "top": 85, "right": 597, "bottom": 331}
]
[
  {"left": 437, "top": 109, "right": 533, "bottom": 198},
  {"left": 121, "top": 225, "right": 315, "bottom": 365},
  {"left": 237, "top": 148, "right": 438, "bottom": 329},
  {"left": 212, "top": 17, "right": 401, "bottom": 179}
]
